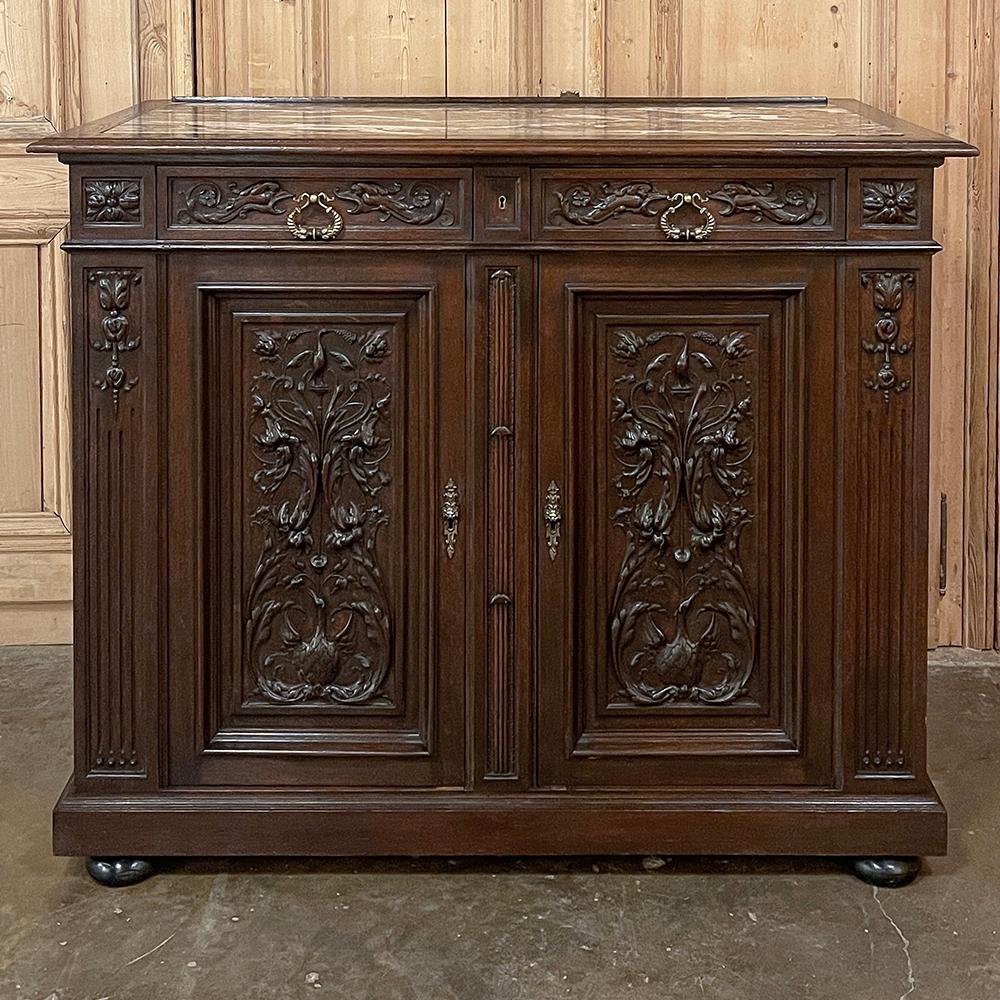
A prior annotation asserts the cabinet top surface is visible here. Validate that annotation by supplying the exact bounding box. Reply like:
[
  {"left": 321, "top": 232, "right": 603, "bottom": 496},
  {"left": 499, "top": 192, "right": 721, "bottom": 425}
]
[{"left": 32, "top": 97, "right": 975, "bottom": 161}]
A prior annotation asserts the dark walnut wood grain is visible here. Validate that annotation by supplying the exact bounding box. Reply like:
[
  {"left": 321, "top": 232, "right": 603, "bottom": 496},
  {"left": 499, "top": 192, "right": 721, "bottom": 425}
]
[{"left": 29, "top": 97, "right": 976, "bottom": 870}]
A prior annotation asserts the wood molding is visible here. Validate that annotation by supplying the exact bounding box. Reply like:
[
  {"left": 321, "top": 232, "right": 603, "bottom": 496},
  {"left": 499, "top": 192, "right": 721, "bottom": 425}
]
[
  {"left": 41, "top": 229, "right": 72, "bottom": 524},
  {"left": 0, "top": 604, "right": 72, "bottom": 645},
  {"left": 0, "top": 511, "right": 72, "bottom": 644},
  {"left": 0, "top": 510, "right": 72, "bottom": 541}
]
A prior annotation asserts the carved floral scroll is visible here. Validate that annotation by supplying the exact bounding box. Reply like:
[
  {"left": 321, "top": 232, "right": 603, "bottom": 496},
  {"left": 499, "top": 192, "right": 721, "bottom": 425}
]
[
  {"left": 244, "top": 324, "right": 394, "bottom": 705},
  {"left": 608, "top": 325, "right": 757, "bottom": 705}
]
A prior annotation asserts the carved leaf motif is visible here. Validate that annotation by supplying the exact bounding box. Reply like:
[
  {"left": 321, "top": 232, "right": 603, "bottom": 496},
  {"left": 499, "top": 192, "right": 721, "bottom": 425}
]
[
  {"left": 88, "top": 270, "right": 142, "bottom": 414},
  {"left": 177, "top": 180, "right": 293, "bottom": 224},
  {"left": 706, "top": 181, "right": 827, "bottom": 225},
  {"left": 550, "top": 182, "right": 671, "bottom": 224},
  {"left": 245, "top": 325, "right": 394, "bottom": 706},
  {"left": 333, "top": 181, "right": 455, "bottom": 225},
  {"left": 608, "top": 327, "right": 757, "bottom": 705},
  {"left": 551, "top": 180, "right": 826, "bottom": 227},
  {"left": 869, "top": 272, "right": 906, "bottom": 312},
  {"left": 861, "top": 271, "right": 915, "bottom": 400}
]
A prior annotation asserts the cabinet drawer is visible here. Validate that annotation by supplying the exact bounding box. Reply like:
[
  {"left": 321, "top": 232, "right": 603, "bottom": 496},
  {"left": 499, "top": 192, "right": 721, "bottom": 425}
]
[
  {"left": 534, "top": 169, "right": 843, "bottom": 243},
  {"left": 159, "top": 167, "right": 472, "bottom": 242}
]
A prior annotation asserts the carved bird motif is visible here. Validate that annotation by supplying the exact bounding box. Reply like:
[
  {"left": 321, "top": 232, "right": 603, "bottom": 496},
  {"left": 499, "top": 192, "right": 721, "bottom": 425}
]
[
  {"left": 291, "top": 333, "right": 328, "bottom": 392},
  {"left": 674, "top": 339, "right": 690, "bottom": 381},
  {"left": 633, "top": 595, "right": 713, "bottom": 692}
]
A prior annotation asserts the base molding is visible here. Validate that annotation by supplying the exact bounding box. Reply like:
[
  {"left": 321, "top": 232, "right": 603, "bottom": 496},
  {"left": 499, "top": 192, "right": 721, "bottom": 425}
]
[
  {"left": 53, "top": 783, "right": 948, "bottom": 858},
  {"left": 0, "top": 511, "right": 72, "bottom": 645}
]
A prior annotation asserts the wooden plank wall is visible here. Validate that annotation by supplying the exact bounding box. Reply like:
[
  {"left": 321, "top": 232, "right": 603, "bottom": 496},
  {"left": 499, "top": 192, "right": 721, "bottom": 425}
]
[
  {"left": 1, "top": 0, "right": 997, "bottom": 648},
  {"left": 0, "top": 0, "right": 192, "bottom": 643}
]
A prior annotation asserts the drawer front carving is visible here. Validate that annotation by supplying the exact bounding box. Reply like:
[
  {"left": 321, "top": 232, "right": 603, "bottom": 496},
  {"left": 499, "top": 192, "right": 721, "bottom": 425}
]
[
  {"left": 177, "top": 179, "right": 292, "bottom": 223},
  {"left": 160, "top": 168, "right": 472, "bottom": 242},
  {"left": 475, "top": 168, "right": 531, "bottom": 241},
  {"left": 535, "top": 171, "right": 842, "bottom": 242}
]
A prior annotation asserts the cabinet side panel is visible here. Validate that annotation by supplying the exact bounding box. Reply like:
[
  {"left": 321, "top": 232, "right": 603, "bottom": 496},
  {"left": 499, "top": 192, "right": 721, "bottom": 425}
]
[{"left": 72, "top": 254, "right": 159, "bottom": 791}]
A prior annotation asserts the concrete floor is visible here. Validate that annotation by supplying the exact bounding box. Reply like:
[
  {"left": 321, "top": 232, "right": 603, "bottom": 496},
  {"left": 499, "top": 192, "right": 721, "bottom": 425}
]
[{"left": 0, "top": 648, "right": 998, "bottom": 1000}]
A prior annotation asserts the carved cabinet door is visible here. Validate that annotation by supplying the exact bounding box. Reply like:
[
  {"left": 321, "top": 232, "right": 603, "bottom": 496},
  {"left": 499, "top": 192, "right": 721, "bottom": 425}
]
[
  {"left": 164, "top": 252, "right": 467, "bottom": 788},
  {"left": 536, "top": 253, "right": 837, "bottom": 788}
]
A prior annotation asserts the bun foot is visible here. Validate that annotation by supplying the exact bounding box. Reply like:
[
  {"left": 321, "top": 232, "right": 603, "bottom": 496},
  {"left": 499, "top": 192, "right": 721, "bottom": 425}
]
[
  {"left": 86, "top": 857, "right": 155, "bottom": 887},
  {"left": 851, "top": 857, "right": 921, "bottom": 888}
]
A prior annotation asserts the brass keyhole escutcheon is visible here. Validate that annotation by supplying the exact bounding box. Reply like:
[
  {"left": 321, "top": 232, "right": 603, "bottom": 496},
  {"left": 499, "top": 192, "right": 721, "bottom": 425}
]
[
  {"left": 497, "top": 194, "right": 508, "bottom": 211},
  {"left": 544, "top": 481, "right": 562, "bottom": 560},
  {"left": 286, "top": 191, "right": 344, "bottom": 241},
  {"left": 442, "top": 478, "right": 460, "bottom": 558}
]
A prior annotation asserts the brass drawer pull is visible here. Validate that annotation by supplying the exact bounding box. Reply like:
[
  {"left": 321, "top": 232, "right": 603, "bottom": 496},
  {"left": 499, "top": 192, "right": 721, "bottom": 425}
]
[
  {"left": 659, "top": 192, "right": 716, "bottom": 242},
  {"left": 442, "top": 478, "right": 460, "bottom": 558},
  {"left": 544, "top": 481, "right": 562, "bottom": 560},
  {"left": 286, "top": 192, "right": 344, "bottom": 241}
]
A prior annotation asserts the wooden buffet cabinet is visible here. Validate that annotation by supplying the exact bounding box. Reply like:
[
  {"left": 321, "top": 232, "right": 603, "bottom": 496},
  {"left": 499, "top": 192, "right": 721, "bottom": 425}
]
[{"left": 31, "top": 97, "right": 976, "bottom": 888}]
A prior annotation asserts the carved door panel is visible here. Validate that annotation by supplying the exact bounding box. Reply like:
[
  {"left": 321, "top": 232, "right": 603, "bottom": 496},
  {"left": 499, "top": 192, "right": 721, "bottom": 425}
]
[
  {"left": 165, "top": 252, "right": 466, "bottom": 788},
  {"left": 537, "top": 254, "right": 836, "bottom": 788}
]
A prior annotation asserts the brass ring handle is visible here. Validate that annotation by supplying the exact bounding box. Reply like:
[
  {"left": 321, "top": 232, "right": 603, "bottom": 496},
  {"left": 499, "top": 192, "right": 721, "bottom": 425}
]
[
  {"left": 659, "top": 192, "right": 717, "bottom": 242},
  {"left": 442, "top": 478, "right": 460, "bottom": 559},
  {"left": 286, "top": 192, "right": 344, "bottom": 241},
  {"left": 544, "top": 481, "right": 562, "bottom": 561}
]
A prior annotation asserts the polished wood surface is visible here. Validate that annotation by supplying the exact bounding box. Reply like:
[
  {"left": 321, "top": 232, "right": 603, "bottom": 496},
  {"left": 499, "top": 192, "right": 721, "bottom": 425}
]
[
  {"left": 33, "top": 97, "right": 970, "bottom": 862},
  {"left": 35, "top": 97, "right": 971, "bottom": 160}
]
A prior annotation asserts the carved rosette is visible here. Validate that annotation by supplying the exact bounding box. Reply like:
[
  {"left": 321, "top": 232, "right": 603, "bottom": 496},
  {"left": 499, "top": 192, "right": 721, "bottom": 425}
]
[
  {"left": 550, "top": 180, "right": 827, "bottom": 228},
  {"left": 333, "top": 181, "right": 455, "bottom": 225},
  {"left": 608, "top": 326, "right": 757, "bottom": 705},
  {"left": 84, "top": 179, "right": 141, "bottom": 223},
  {"left": 88, "top": 270, "right": 142, "bottom": 413},
  {"left": 177, "top": 180, "right": 293, "bottom": 224},
  {"left": 861, "top": 271, "right": 915, "bottom": 401},
  {"left": 861, "top": 180, "right": 919, "bottom": 226},
  {"left": 244, "top": 324, "right": 394, "bottom": 706}
]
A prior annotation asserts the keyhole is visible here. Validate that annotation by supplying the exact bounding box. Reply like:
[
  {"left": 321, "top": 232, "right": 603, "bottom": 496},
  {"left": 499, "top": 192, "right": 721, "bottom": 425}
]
[{"left": 497, "top": 194, "right": 508, "bottom": 211}]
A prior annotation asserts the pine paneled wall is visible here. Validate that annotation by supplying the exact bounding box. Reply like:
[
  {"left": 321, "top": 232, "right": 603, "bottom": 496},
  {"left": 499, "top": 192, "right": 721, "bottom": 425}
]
[{"left": 1, "top": 0, "right": 997, "bottom": 647}]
